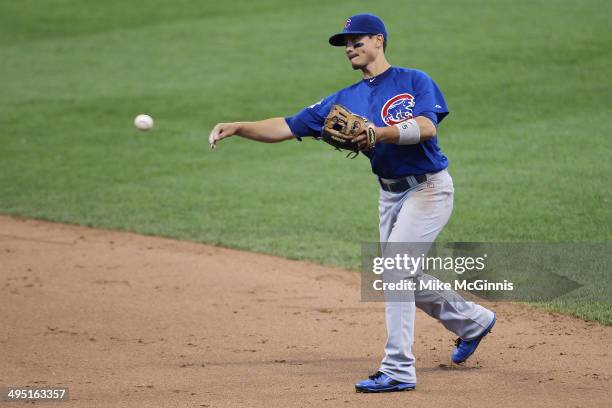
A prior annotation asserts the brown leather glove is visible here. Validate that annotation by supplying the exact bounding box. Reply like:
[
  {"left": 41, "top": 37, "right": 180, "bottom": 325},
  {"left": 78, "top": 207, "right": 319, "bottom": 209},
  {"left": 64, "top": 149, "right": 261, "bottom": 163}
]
[{"left": 321, "top": 104, "right": 376, "bottom": 157}]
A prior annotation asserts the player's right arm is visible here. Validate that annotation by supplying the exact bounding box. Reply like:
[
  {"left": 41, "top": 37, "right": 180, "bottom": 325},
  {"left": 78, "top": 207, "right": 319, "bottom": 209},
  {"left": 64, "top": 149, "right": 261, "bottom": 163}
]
[{"left": 209, "top": 118, "right": 294, "bottom": 149}]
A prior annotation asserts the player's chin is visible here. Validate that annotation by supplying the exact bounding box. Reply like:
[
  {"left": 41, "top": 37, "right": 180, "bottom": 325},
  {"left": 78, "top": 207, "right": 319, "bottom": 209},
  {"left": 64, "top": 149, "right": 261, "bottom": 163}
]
[{"left": 351, "top": 62, "right": 365, "bottom": 70}]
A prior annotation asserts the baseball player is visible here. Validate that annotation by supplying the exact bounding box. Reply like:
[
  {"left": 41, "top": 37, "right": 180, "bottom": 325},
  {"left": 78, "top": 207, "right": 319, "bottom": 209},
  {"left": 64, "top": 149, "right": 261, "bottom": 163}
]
[{"left": 209, "top": 13, "right": 496, "bottom": 393}]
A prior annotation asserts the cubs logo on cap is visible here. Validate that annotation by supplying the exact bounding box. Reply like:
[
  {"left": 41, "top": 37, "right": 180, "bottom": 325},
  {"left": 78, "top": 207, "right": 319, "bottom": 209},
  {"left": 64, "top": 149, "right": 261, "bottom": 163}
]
[
  {"left": 329, "top": 13, "right": 388, "bottom": 46},
  {"left": 381, "top": 93, "right": 415, "bottom": 126}
]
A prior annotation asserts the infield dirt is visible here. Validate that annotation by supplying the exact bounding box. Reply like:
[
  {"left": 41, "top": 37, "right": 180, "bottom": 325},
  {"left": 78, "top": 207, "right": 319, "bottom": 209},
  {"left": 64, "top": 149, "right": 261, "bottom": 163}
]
[{"left": 1, "top": 216, "right": 610, "bottom": 407}]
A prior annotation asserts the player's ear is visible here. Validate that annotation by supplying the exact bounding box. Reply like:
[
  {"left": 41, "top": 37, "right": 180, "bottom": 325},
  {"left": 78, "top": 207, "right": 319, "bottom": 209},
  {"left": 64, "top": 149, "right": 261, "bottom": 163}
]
[{"left": 375, "top": 34, "right": 384, "bottom": 50}]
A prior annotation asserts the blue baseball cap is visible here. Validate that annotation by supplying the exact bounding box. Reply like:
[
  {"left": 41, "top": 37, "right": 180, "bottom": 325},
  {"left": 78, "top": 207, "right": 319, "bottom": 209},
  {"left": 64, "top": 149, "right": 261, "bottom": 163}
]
[{"left": 328, "top": 13, "right": 387, "bottom": 46}]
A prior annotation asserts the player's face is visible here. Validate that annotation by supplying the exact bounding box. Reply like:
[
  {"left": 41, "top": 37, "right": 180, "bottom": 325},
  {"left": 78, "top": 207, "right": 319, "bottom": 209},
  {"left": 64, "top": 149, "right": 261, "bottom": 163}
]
[{"left": 345, "top": 35, "right": 378, "bottom": 70}]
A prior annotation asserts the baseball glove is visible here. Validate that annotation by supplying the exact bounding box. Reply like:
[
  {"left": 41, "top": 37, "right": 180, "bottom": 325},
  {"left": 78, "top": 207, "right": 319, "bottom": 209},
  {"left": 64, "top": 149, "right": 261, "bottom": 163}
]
[{"left": 321, "top": 104, "right": 376, "bottom": 157}]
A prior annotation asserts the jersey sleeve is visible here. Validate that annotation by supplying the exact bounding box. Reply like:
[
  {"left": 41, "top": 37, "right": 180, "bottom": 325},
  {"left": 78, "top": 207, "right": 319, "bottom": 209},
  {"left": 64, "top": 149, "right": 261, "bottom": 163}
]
[
  {"left": 284, "top": 94, "right": 336, "bottom": 140},
  {"left": 412, "top": 70, "right": 449, "bottom": 125}
]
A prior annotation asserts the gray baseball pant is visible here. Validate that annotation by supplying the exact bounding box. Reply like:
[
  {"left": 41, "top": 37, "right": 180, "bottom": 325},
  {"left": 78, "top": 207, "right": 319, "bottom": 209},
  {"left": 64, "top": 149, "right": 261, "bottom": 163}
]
[{"left": 377, "top": 169, "right": 495, "bottom": 384}]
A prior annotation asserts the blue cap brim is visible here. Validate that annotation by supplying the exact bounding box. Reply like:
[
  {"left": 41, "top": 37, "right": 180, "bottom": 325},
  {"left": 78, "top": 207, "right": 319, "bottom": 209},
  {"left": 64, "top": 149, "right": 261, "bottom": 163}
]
[{"left": 328, "top": 31, "right": 372, "bottom": 46}]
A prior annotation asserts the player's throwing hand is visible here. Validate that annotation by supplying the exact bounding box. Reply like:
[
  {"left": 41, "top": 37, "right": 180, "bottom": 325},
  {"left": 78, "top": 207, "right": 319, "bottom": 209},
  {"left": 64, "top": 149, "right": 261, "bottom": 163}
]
[{"left": 209, "top": 122, "right": 240, "bottom": 149}]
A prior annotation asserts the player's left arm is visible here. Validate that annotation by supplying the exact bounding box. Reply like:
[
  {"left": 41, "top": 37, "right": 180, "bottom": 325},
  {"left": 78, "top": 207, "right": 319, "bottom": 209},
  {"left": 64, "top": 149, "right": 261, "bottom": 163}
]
[
  {"left": 374, "top": 116, "right": 437, "bottom": 144},
  {"left": 351, "top": 115, "right": 437, "bottom": 148}
]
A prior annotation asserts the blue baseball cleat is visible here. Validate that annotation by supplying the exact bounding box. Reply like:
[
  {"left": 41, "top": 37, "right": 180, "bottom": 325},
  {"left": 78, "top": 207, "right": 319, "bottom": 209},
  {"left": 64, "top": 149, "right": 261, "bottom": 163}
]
[
  {"left": 355, "top": 371, "right": 416, "bottom": 393},
  {"left": 451, "top": 314, "right": 497, "bottom": 364}
]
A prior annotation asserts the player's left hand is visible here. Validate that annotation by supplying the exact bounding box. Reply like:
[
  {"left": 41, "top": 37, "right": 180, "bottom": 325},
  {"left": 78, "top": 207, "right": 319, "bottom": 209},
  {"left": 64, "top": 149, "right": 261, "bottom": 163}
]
[
  {"left": 351, "top": 124, "right": 377, "bottom": 151},
  {"left": 321, "top": 104, "right": 376, "bottom": 156}
]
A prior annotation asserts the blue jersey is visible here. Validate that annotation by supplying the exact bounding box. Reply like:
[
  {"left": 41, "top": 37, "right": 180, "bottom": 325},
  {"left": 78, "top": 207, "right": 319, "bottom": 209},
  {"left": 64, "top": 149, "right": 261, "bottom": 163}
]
[{"left": 285, "top": 66, "right": 450, "bottom": 178}]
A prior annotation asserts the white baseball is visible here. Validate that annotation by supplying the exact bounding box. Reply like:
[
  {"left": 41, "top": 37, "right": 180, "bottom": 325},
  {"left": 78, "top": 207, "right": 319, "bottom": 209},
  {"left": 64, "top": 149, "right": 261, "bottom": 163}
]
[{"left": 134, "top": 114, "right": 154, "bottom": 131}]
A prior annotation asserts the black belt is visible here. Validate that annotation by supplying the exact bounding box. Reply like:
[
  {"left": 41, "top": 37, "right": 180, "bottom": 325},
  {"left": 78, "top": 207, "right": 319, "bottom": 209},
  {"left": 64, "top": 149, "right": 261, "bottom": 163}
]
[{"left": 378, "top": 174, "right": 428, "bottom": 193}]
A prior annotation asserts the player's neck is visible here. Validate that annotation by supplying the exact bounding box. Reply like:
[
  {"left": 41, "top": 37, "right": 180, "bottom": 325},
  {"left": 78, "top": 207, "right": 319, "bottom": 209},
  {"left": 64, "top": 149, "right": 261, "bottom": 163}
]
[{"left": 361, "top": 57, "right": 391, "bottom": 79}]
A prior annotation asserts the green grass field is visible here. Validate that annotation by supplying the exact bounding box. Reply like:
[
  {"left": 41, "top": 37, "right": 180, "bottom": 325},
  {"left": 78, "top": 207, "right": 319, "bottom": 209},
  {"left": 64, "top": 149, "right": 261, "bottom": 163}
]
[{"left": 1, "top": 1, "right": 610, "bottom": 323}]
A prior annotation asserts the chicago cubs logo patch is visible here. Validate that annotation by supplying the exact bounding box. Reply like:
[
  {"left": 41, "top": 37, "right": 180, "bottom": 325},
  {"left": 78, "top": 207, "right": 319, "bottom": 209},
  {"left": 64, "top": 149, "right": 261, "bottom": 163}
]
[
  {"left": 344, "top": 18, "right": 351, "bottom": 29},
  {"left": 381, "top": 93, "right": 415, "bottom": 126}
]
